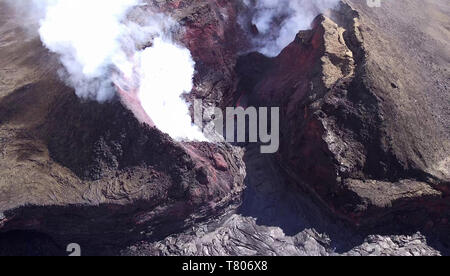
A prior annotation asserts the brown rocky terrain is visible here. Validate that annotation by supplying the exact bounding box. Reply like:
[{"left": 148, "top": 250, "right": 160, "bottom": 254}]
[
  {"left": 0, "top": 0, "right": 449, "bottom": 255},
  {"left": 0, "top": 0, "right": 245, "bottom": 255},
  {"left": 237, "top": 0, "right": 449, "bottom": 230}
]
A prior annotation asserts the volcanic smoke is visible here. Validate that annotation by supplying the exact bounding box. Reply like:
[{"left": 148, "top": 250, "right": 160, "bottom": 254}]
[
  {"left": 241, "top": 0, "right": 340, "bottom": 56},
  {"left": 17, "top": 0, "right": 206, "bottom": 141},
  {"left": 8, "top": 0, "right": 340, "bottom": 141}
]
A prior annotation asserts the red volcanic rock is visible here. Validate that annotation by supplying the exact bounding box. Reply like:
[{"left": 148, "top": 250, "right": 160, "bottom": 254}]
[
  {"left": 116, "top": 85, "right": 155, "bottom": 127},
  {"left": 213, "top": 153, "right": 228, "bottom": 171},
  {"left": 168, "top": 0, "right": 242, "bottom": 107}
]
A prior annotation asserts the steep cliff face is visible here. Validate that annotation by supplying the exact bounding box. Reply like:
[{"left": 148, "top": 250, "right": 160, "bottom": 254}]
[{"left": 235, "top": 1, "right": 449, "bottom": 231}]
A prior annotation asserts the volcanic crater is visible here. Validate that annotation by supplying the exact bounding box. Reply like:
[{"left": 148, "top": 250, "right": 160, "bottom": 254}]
[{"left": 0, "top": 0, "right": 449, "bottom": 256}]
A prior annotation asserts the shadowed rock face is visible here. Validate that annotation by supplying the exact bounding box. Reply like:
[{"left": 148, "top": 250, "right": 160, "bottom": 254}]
[{"left": 0, "top": 0, "right": 449, "bottom": 255}]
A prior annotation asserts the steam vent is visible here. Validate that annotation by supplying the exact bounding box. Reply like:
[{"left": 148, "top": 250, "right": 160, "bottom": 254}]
[{"left": 0, "top": 0, "right": 449, "bottom": 258}]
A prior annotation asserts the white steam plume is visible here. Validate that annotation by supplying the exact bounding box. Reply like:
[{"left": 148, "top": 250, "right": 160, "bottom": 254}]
[
  {"left": 240, "top": 0, "right": 340, "bottom": 57},
  {"left": 137, "top": 37, "right": 206, "bottom": 141},
  {"left": 17, "top": 0, "right": 205, "bottom": 141},
  {"left": 37, "top": 0, "right": 140, "bottom": 102}
]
